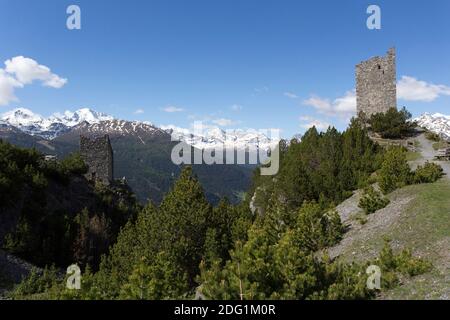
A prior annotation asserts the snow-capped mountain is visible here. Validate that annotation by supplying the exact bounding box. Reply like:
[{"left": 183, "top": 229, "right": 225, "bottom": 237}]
[
  {"left": 49, "top": 108, "right": 114, "bottom": 127},
  {"left": 0, "top": 108, "right": 114, "bottom": 139},
  {"left": 1, "top": 107, "right": 278, "bottom": 150},
  {"left": 163, "top": 125, "right": 279, "bottom": 152},
  {"left": 64, "top": 119, "right": 167, "bottom": 145},
  {"left": 2, "top": 107, "right": 45, "bottom": 129},
  {"left": 415, "top": 113, "right": 450, "bottom": 140},
  {"left": 0, "top": 108, "right": 259, "bottom": 205}
]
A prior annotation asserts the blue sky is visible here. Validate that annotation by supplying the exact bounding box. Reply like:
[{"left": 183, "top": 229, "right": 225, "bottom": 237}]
[{"left": 1, "top": 0, "right": 450, "bottom": 138}]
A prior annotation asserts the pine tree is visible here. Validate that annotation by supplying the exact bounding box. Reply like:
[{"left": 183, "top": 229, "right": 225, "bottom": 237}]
[
  {"left": 119, "top": 253, "right": 188, "bottom": 300},
  {"left": 93, "top": 203, "right": 160, "bottom": 297},
  {"left": 94, "top": 166, "right": 212, "bottom": 297},
  {"left": 378, "top": 147, "right": 412, "bottom": 193},
  {"left": 158, "top": 166, "right": 212, "bottom": 286},
  {"left": 294, "top": 202, "right": 344, "bottom": 252}
]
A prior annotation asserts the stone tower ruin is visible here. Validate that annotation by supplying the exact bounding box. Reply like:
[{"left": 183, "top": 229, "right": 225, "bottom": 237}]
[
  {"left": 80, "top": 135, "right": 114, "bottom": 185},
  {"left": 356, "top": 47, "right": 397, "bottom": 117}
]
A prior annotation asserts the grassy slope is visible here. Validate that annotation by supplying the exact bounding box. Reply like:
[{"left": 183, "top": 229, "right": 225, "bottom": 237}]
[
  {"left": 381, "top": 181, "right": 450, "bottom": 299},
  {"left": 432, "top": 140, "right": 449, "bottom": 151},
  {"left": 335, "top": 180, "right": 450, "bottom": 299},
  {"left": 405, "top": 151, "right": 422, "bottom": 161}
]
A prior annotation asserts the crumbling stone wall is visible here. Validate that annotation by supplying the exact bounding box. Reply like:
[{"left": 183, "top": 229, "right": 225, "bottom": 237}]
[
  {"left": 356, "top": 47, "right": 397, "bottom": 116},
  {"left": 80, "top": 135, "right": 113, "bottom": 185}
]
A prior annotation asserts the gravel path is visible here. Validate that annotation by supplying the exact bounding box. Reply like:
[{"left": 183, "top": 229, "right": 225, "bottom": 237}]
[
  {"left": 329, "top": 134, "right": 450, "bottom": 299},
  {"left": 413, "top": 133, "right": 450, "bottom": 177},
  {"left": 330, "top": 133, "right": 450, "bottom": 260}
]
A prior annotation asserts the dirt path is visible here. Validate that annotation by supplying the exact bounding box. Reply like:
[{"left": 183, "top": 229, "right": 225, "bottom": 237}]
[
  {"left": 331, "top": 134, "right": 450, "bottom": 260},
  {"left": 329, "top": 134, "right": 450, "bottom": 299},
  {"left": 413, "top": 133, "right": 450, "bottom": 177}
]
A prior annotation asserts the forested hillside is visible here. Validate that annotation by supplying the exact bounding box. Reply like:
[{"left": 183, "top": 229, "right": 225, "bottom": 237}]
[
  {"left": 0, "top": 120, "right": 254, "bottom": 205},
  {"left": 1, "top": 112, "right": 439, "bottom": 300},
  {"left": 0, "top": 140, "right": 140, "bottom": 269}
]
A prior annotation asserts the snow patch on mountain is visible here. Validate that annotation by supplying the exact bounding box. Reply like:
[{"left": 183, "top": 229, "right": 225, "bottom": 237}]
[
  {"left": 49, "top": 108, "right": 113, "bottom": 127},
  {"left": 0, "top": 107, "right": 114, "bottom": 139},
  {"left": 1, "top": 107, "right": 279, "bottom": 150},
  {"left": 72, "top": 119, "right": 162, "bottom": 137},
  {"left": 162, "top": 125, "right": 279, "bottom": 151},
  {"left": 415, "top": 113, "right": 450, "bottom": 140}
]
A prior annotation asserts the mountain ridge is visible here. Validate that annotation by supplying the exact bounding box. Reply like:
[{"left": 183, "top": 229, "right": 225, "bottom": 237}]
[
  {"left": 415, "top": 112, "right": 450, "bottom": 140},
  {"left": 0, "top": 107, "right": 276, "bottom": 151},
  {"left": 1, "top": 108, "right": 113, "bottom": 139},
  {"left": 0, "top": 107, "right": 255, "bottom": 205}
]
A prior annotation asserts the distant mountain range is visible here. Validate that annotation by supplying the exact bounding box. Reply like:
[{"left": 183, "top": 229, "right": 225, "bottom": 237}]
[
  {"left": 1, "top": 108, "right": 114, "bottom": 139},
  {"left": 0, "top": 107, "right": 275, "bottom": 204},
  {"left": 4, "top": 107, "right": 448, "bottom": 204},
  {"left": 0, "top": 107, "right": 276, "bottom": 151},
  {"left": 415, "top": 113, "right": 450, "bottom": 140}
]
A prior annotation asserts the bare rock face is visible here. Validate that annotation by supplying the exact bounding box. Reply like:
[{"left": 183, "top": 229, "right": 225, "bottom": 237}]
[
  {"left": 0, "top": 249, "right": 42, "bottom": 284},
  {"left": 356, "top": 48, "right": 397, "bottom": 117}
]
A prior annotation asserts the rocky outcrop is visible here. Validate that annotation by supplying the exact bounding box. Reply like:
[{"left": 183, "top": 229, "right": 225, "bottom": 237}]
[{"left": 0, "top": 249, "right": 42, "bottom": 284}]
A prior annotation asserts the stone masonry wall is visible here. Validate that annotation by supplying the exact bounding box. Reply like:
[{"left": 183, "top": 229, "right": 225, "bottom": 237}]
[
  {"left": 80, "top": 135, "right": 113, "bottom": 185},
  {"left": 356, "top": 47, "right": 397, "bottom": 116}
]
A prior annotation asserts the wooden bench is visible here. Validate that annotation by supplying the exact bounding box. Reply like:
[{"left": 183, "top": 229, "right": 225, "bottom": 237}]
[{"left": 435, "top": 148, "right": 450, "bottom": 160}]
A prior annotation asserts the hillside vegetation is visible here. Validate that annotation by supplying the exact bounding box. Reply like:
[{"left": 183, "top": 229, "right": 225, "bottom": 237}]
[
  {"left": 330, "top": 132, "right": 449, "bottom": 299},
  {"left": 1, "top": 110, "right": 446, "bottom": 300},
  {"left": 0, "top": 140, "right": 140, "bottom": 269}
]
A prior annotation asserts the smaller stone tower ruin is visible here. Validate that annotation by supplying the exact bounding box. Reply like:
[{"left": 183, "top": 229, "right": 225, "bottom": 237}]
[
  {"left": 356, "top": 47, "right": 397, "bottom": 117},
  {"left": 80, "top": 135, "right": 114, "bottom": 185}
]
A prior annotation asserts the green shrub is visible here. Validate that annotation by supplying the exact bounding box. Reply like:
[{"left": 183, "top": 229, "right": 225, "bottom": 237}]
[
  {"left": 32, "top": 172, "right": 48, "bottom": 189},
  {"left": 432, "top": 139, "right": 450, "bottom": 151},
  {"left": 425, "top": 131, "right": 440, "bottom": 142},
  {"left": 355, "top": 214, "right": 368, "bottom": 225},
  {"left": 372, "top": 242, "right": 433, "bottom": 289},
  {"left": 414, "top": 162, "right": 444, "bottom": 184},
  {"left": 295, "top": 202, "right": 345, "bottom": 251},
  {"left": 377, "top": 241, "right": 432, "bottom": 280},
  {"left": 60, "top": 153, "right": 88, "bottom": 175},
  {"left": 366, "top": 173, "right": 378, "bottom": 185},
  {"left": 378, "top": 147, "right": 413, "bottom": 194},
  {"left": 358, "top": 186, "right": 390, "bottom": 214},
  {"left": 378, "top": 241, "right": 397, "bottom": 271},
  {"left": 395, "top": 249, "right": 432, "bottom": 276},
  {"left": 11, "top": 266, "right": 59, "bottom": 299},
  {"left": 369, "top": 107, "right": 416, "bottom": 139}
]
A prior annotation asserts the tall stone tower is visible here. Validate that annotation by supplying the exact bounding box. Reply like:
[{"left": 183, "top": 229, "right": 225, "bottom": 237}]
[
  {"left": 80, "top": 135, "right": 114, "bottom": 185},
  {"left": 356, "top": 47, "right": 397, "bottom": 117}
]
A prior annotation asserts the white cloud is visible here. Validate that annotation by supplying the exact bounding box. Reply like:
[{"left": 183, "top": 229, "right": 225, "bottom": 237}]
[
  {"left": 397, "top": 76, "right": 450, "bottom": 102},
  {"left": 299, "top": 116, "right": 313, "bottom": 121},
  {"left": 211, "top": 118, "right": 237, "bottom": 127},
  {"left": 134, "top": 108, "right": 144, "bottom": 114},
  {"left": 284, "top": 92, "right": 298, "bottom": 99},
  {"left": 303, "top": 96, "right": 332, "bottom": 112},
  {"left": 333, "top": 90, "right": 357, "bottom": 114},
  {"left": 4, "top": 56, "right": 67, "bottom": 88},
  {"left": 162, "top": 105, "right": 184, "bottom": 113},
  {"left": 299, "top": 116, "right": 331, "bottom": 131},
  {"left": 231, "top": 104, "right": 243, "bottom": 111},
  {"left": 253, "top": 86, "right": 269, "bottom": 96},
  {"left": 303, "top": 90, "right": 356, "bottom": 118},
  {"left": 0, "top": 56, "right": 67, "bottom": 106},
  {"left": 0, "top": 70, "right": 23, "bottom": 106}
]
